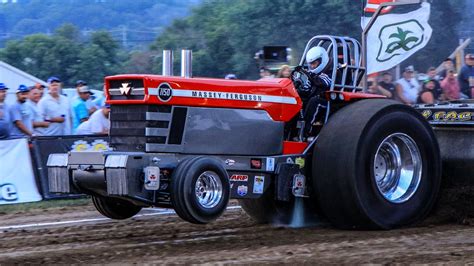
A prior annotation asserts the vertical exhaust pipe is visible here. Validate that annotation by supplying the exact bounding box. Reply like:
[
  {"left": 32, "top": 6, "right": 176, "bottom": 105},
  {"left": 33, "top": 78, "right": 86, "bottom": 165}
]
[
  {"left": 181, "top": 50, "right": 192, "bottom": 78},
  {"left": 162, "top": 50, "right": 173, "bottom": 76}
]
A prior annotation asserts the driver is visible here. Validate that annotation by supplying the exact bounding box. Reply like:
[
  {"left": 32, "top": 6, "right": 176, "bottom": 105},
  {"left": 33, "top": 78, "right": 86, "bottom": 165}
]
[{"left": 298, "top": 46, "right": 332, "bottom": 137}]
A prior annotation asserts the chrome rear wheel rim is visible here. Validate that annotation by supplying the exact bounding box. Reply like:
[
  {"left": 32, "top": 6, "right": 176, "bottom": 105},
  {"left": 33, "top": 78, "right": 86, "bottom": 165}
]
[{"left": 373, "top": 133, "right": 422, "bottom": 204}]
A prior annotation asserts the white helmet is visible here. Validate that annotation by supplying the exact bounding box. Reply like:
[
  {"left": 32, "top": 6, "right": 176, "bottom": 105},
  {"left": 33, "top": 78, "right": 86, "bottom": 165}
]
[{"left": 306, "top": 46, "right": 329, "bottom": 74}]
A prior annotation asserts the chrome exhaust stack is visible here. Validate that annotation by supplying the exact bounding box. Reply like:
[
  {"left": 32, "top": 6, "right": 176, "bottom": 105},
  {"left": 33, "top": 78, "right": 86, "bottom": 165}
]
[
  {"left": 162, "top": 50, "right": 173, "bottom": 76},
  {"left": 181, "top": 49, "right": 192, "bottom": 78}
]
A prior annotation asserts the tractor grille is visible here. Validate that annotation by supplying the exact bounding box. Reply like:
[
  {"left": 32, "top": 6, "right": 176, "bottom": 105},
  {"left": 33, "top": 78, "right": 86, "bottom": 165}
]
[
  {"left": 108, "top": 79, "right": 145, "bottom": 101},
  {"left": 110, "top": 105, "right": 187, "bottom": 152}
]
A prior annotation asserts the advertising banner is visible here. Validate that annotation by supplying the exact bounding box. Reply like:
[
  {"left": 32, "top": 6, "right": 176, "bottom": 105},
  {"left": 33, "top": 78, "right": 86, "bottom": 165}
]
[{"left": 0, "top": 138, "right": 42, "bottom": 205}]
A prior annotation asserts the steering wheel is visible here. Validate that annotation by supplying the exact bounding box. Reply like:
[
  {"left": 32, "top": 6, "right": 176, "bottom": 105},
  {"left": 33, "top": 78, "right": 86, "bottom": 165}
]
[{"left": 291, "top": 66, "right": 312, "bottom": 96}]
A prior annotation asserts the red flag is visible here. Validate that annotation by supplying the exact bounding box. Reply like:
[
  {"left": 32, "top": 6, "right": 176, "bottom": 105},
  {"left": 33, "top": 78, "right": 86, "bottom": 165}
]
[{"left": 364, "top": 0, "right": 395, "bottom": 14}]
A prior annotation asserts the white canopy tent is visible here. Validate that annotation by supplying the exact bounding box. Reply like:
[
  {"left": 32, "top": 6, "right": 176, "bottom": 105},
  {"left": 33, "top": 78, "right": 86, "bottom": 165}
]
[{"left": 0, "top": 61, "right": 47, "bottom": 106}]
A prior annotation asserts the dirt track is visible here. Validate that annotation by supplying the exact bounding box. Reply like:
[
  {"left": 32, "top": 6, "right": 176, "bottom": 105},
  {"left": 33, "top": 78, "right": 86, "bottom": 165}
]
[{"left": 0, "top": 198, "right": 473, "bottom": 264}]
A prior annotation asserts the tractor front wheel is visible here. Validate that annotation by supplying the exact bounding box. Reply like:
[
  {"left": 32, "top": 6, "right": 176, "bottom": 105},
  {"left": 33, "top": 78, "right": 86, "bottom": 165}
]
[
  {"left": 92, "top": 196, "right": 142, "bottom": 220},
  {"left": 171, "top": 157, "right": 230, "bottom": 224}
]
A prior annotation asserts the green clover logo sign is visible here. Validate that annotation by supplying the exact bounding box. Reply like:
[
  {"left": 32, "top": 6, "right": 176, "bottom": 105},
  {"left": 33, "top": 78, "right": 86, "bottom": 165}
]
[
  {"left": 386, "top": 27, "right": 419, "bottom": 53},
  {"left": 376, "top": 19, "right": 425, "bottom": 62}
]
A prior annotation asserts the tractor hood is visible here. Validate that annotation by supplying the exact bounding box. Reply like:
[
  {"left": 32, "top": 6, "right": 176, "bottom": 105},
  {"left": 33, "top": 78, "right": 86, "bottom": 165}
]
[{"left": 105, "top": 75, "right": 302, "bottom": 122}]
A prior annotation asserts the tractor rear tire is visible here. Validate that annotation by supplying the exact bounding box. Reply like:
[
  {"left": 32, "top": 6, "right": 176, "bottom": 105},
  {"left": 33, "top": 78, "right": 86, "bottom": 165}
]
[
  {"left": 171, "top": 157, "right": 230, "bottom": 224},
  {"left": 313, "top": 99, "right": 441, "bottom": 229},
  {"left": 92, "top": 196, "right": 142, "bottom": 220}
]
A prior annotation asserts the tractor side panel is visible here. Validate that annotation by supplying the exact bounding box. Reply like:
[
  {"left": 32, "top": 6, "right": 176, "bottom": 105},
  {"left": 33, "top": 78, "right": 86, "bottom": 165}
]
[{"left": 145, "top": 107, "right": 284, "bottom": 155}]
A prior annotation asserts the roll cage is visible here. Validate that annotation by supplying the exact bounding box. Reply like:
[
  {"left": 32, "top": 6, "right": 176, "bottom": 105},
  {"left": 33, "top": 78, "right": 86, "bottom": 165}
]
[
  {"left": 291, "top": 36, "right": 366, "bottom": 143},
  {"left": 299, "top": 35, "right": 365, "bottom": 93}
]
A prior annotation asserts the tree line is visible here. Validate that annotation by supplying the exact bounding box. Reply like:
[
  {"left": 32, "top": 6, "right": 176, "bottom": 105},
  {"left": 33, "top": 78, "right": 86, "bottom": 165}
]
[
  {"left": 151, "top": 0, "right": 465, "bottom": 79},
  {"left": 0, "top": 0, "right": 200, "bottom": 48},
  {"left": 0, "top": 24, "right": 122, "bottom": 87}
]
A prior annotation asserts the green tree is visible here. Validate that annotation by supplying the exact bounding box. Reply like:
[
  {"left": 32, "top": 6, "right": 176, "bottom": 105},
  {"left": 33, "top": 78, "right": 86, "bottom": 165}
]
[
  {"left": 72, "top": 44, "right": 108, "bottom": 85},
  {"left": 0, "top": 0, "right": 202, "bottom": 49},
  {"left": 151, "top": 0, "right": 360, "bottom": 79},
  {"left": 0, "top": 33, "right": 80, "bottom": 85},
  {"left": 123, "top": 51, "right": 156, "bottom": 74},
  {"left": 55, "top": 23, "right": 81, "bottom": 42},
  {"left": 0, "top": 25, "right": 123, "bottom": 87},
  {"left": 151, "top": 0, "right": 464, "bottom": 79},
  {"left": 71, "top": 31, "right": 122, "bottom": 85},
  {"left": 90, "top": 31, "right": 119, "bottom": 61}
]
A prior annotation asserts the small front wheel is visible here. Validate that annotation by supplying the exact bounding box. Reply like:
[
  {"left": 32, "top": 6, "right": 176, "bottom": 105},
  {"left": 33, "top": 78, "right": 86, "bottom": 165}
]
[
  {"left": 92, "top": 196, "right": 142, "bottom": 220},
  {"left": 171, "top": 157, "right": 230, "bottom": 224}
]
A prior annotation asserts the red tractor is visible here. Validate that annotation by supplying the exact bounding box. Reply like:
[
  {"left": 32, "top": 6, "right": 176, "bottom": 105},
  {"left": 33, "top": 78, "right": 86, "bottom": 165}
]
[{"left": 48, "top": 35, "right": 447, "bottom": 229}]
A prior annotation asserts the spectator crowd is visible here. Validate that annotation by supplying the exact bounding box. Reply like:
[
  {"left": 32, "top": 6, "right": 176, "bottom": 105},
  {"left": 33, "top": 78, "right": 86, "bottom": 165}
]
[
  {"left": 0, "top": 77, "right": 110, "bottom": 140},
  {"left": 366, "top": 54, "right": 474, "bottom": 104},
  {"left": 2, "top": 53, "right": 473, "bottom": 141},
  {"left": 262, "top": 53, "right": 474, "bottom": 105}
]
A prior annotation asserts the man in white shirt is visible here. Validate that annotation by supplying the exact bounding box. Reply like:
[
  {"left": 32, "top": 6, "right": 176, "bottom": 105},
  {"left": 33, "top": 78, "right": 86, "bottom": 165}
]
[
  {"left": 38, "top": 77, "right": 72, "bottom": 135},
  {"left": 395, "top": 66, "right": 420, "bottom": 105},
  {"left": 26, "top": 86, "right": 50, "bottom": 136},
  {"left": 9, "top": 85, "right": 33, "bottom": 138},
  {"left": 76, "top": 104, "right": 110, "bottom": 135}
]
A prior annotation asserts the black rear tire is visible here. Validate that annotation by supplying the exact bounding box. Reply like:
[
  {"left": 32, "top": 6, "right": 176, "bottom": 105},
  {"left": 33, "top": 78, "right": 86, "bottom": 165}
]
[
  {"left": 313, "top": 99, "right": 441, "bottom": 229},
  {"left": 92, "top": 196, "right": 142, "bottom": 220},
  {"left": 171, "top": 157, "right": 230, "bottom": 224}
]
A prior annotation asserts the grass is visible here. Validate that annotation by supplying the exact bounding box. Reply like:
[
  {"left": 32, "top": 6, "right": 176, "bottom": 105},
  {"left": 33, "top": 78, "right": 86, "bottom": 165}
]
[{"left": 0, "top": 197, "right": 91, "bottom": 214}]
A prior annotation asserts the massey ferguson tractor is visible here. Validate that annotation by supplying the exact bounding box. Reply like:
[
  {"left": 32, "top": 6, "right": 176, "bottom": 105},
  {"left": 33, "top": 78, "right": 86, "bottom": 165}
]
[{"left": 47, "top": 1, "right": 472, "bottom": 230}]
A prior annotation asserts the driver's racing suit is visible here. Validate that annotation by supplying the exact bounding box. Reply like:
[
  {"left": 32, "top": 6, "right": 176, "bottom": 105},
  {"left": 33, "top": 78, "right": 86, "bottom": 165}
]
[{"left": 297, "top": 71, "right": 332, "bottom": 136}]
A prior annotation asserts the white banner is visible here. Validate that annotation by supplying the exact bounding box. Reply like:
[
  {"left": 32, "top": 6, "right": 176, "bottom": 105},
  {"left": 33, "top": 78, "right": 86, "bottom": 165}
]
[
  {"left": 362, "top": 2, "right": 432, "bottom": 74},
  {"left": 0, "top": 138, "right": 42, "bottom": 205}
]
